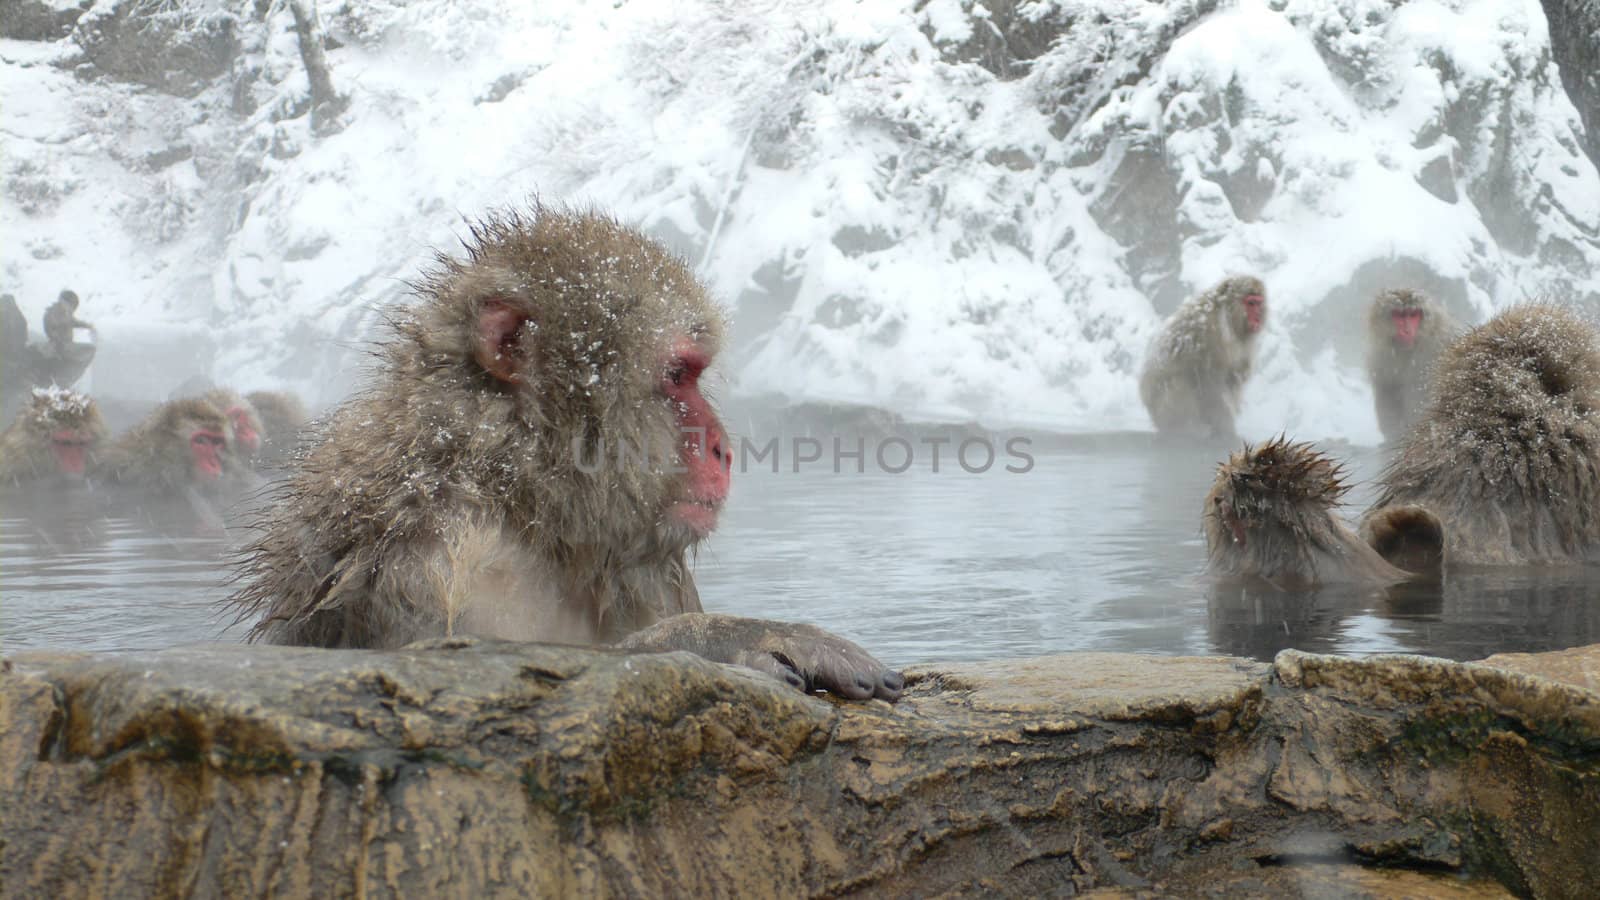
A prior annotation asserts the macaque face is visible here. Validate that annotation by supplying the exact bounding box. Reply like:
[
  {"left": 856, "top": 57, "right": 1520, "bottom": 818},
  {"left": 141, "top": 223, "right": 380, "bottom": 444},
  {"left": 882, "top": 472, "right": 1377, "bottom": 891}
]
[
  {"left": 661, "top": 337, "right": 731, "bottom": 537},
  {"left": 1240, "top": 293, "right": 1266, "bottom": 334},
  {"left": 1391, "top": 308, "right": 1423, "bottom": 348},
  {"left": 188, "top": 429, "right": 227, "bottom": 481},
  {"left": 225, "top": 406, "right": 260, "bottom": 456},
  {"left": 50, "top": 429, "right": 91, "bottom": 477}
]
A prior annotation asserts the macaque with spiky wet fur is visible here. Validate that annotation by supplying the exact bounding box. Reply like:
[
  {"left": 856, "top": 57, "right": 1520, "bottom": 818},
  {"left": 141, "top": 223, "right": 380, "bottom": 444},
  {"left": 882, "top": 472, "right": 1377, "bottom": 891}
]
[
  {"left": 1204, "top": 437, "right": 1409, "bottom": 589},
  {"left": 1140, "top": 275, "right": 1267, "bottom": 441},
  {"left": 227, "top": 204, "right": 903, "bottom": 701},
  {"left": 100, "top": 398, "right": 236, "bottom": 494},
  {"left": 0, "top": 387, "right": 108, "bottom": 486},
  {"left": 245, "top": 389, "right": 308, "bottom": 463},
  {"left": 1365, "top": 288, "right": 1459, "bottom": 443},
  {"left": 1359, "top": 304, "right": 1600, "bottom": 570}
]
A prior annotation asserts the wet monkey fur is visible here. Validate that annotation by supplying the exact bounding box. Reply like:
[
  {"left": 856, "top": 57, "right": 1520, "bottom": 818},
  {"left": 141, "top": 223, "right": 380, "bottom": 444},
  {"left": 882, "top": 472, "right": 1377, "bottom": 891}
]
[{"left": 228, "top": 203, "right": 902, "bottom": 701}]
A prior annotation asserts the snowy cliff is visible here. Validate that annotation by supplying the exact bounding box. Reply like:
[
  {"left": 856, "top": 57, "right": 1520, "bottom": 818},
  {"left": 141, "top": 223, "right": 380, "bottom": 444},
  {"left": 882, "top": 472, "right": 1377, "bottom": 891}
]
[{"left": 3, "top": 0, "right": 1598, "bottom": 441}]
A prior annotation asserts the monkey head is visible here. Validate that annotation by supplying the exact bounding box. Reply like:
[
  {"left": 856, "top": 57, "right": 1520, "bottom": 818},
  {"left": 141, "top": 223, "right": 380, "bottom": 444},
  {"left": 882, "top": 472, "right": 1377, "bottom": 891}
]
[
  {"left": 16, "top": 387, "right": 106, "bottom": 480},
  {"left": 1204, "top": 436, "right": 1347, "bottom": 553},
  {"left": 1219, "top": 275, "right": 1266, "bottom": 337},
  {"left": 1371, "top": 289, "right": 1432, "bottom": 349},
  {"left": 205, "top": 390, "right": 264, "bottom": 459},
  {"left": 155, "top": 398, "right": 233, "bottom": 485},
  {"left": 403, "top": 204, "right": 731, "bottom": 557},
  {"left": 225, "top": 407, "right": 261, "bottom": 457}
]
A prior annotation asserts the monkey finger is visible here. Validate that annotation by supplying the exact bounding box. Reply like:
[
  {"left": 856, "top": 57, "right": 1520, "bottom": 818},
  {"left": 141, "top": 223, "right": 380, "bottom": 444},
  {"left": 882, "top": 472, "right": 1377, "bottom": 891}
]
[
  {"left": 876, "top": 670, "right": 906, "bottom": 701},
  {"left": 804, "top": 651, "right": 881, "bottom": 701},
  {"left": 732, "top": 649, "right": 807, "bottom": 692},
  {"left": 783, "top": 631, "right": 904, "bottom": 702}
]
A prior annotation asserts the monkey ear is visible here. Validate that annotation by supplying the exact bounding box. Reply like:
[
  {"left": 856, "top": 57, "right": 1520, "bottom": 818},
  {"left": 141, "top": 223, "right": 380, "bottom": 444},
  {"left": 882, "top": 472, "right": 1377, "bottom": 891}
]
[{"left": 474, "top": 299, "right": 532, "bottom": 384}]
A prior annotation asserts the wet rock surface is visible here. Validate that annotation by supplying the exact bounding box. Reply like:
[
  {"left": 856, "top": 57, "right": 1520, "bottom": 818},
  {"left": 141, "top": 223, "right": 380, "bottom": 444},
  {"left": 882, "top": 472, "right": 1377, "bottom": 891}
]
[{"left": 2, "top": 641, "right": 1597, "bottom": 897}]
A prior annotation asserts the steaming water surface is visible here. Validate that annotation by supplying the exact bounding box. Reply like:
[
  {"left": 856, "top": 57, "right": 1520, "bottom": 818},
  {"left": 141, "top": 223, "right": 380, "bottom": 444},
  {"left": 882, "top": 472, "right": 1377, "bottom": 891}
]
[{"left": 4, "top": 437, "right": 1600, "bottom": 665}]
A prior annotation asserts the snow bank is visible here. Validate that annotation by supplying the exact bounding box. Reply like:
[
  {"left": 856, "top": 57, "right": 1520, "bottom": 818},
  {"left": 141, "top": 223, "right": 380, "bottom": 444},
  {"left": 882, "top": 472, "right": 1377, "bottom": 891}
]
[{"left": 2, "top": 0, "right": 1597, "bottom": 443}]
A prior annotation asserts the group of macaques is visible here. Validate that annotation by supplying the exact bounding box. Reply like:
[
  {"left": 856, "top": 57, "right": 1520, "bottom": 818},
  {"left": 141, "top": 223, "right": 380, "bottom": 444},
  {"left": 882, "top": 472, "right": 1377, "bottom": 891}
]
[
  {"left": 1, "top": 206, "right": 906, "bottom": 703},
  {"left": 0, "top": 384, "right": 306, "bottom": 498},
  {"left": 1142, "top": 273, "right": 1600, "bottom": 587},
  {"left": 1140, "top": 277, "right": 1457, "bottom": 444},
  {"left": 8, "top": 202, "right": 1593, "bottom": 703}
]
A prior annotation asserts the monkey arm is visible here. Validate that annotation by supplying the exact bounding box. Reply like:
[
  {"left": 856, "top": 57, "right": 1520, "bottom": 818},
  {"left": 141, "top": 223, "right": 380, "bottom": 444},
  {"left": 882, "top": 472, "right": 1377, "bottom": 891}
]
[{"left": 619, "top": 613, "right": 905, "bottom": 702}]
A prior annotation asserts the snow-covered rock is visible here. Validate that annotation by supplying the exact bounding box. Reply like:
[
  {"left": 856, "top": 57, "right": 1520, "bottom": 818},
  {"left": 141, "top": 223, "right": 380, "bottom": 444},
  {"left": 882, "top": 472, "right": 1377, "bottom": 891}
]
[{"left": 2, "top": 0, "right": 1597, "bottom": 442}]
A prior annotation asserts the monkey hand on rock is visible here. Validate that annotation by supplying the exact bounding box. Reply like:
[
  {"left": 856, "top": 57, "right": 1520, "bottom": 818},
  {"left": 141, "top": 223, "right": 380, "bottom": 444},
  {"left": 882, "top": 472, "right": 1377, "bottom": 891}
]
[{"left": 619, "top": 613, "right": 905, "bottom": 701}]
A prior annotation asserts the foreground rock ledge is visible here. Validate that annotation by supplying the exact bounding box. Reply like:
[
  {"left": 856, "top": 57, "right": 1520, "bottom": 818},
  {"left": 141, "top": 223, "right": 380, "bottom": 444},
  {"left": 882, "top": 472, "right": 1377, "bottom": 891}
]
[{"left": 3, "top": 642, "right": 1597, "bottom": 898}]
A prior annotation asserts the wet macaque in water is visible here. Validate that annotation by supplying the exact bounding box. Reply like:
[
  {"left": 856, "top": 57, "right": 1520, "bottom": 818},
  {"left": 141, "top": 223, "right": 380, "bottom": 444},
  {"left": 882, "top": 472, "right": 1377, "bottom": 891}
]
[
  {"left": 100, "top": 398, "right": 236, "bottom": 495},
  {"left": 0, "top": 388, "right": 108, "bottom": 486},
  {"left": 203, "top": 389, "right": 265, "bottom": 464},
  {"left": 1365, "top": 288, "right": 1459, "bottom": 443},
  {"left": 1359, "top": 304, "right": 1600, "bottom": 570},
  {"left": 244, "top": 390, "right": 308, "bottom": 463},
  {"left": 1204, "top": 437, "right": 1409, "bottom": 589},
  {"left": 1140, "top": 276, "right": 1267, "bottom": 441},
  {"left": 227, "top": 204, "right": 902, "bottom": 701}
]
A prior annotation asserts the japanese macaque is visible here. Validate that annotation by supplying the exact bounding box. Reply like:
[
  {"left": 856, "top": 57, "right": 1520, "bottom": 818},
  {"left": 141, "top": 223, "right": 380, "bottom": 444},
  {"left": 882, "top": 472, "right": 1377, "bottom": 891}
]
[
  {"left": 244, "top": 390, "right": 308, "bottom": 463},
  {"left": 1204, "top": 438, "right": 1409, "bottom": 588},
  {"left": 1365, "top": 288, "right": 1459, "bottom": 442},
  {"left": 203, "top": 388, "right": 265, "bottom": 463},
  {"left": 1359, "top": 304, "right": 1600, "bottom": 569},
  {"left": 227, "top": 204, "right": 902, "bottom": 701},
  {"left": 1140, "top": 275, "right": 1267, "bottom": 441},
  {"left": 0, "top": 387, "right": 108, "bottom": 486},
  {"left": 42, "top": 289, "right": 94, "bottom": 353},
  {"left": 99, "top": 398, "right": 235, "bottom": 493}
]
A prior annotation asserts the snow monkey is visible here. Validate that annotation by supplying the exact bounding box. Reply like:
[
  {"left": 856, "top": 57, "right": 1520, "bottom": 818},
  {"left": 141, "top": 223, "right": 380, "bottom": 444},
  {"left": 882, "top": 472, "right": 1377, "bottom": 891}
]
[
  {"left": 1365, "top": 288, "right": 1459, "bottom": 443},
  {"left": 203, "top": 388, "right": 266, "bottom": 463},
  {"left": 1204, "top": 437, "right": 1409, "bottom": 589},
  {"left": 1213, "top": 306, "right": 1600, "bottom": 577},
  {"left": 227, "top": 203, "right": 903, "bottom": 701},
  {"left": 99, "top": 397, "right": 239, "bottom": 494},
  {"left": 43, "top": 288, "right": 94, "bottom": 353},
  {"left": 0, "top": 387, "right": 109, "bottom": 486},
  {"left": 1359, "top": 304, "right": 1600, "bottom": 570},
  {"left": 1140, "top": 275, "right": 1267, "bottom": 441},
  {"left": 244, "top": 389, "right": 309, "bottom": 464}
]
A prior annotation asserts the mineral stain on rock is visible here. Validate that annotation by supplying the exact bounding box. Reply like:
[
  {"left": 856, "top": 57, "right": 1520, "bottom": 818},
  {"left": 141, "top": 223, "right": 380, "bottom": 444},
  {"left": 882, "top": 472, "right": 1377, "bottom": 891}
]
[{"left": 2, "top": 641, "right": 1597, "bottom": 897}]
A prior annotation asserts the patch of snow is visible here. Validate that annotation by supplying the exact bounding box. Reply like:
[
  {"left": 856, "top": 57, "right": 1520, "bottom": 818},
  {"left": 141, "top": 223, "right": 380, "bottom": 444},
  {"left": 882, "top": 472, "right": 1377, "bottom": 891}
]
[{"left": 1, "top": 0, "right": 1596, "bottom": 444}]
